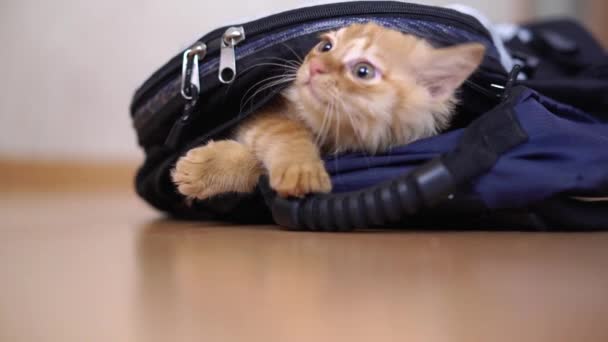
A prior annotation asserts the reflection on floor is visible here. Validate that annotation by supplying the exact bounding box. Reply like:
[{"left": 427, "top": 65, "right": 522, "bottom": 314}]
[{"left": 1, "top": 190, "right": 608, "bottom": 342}]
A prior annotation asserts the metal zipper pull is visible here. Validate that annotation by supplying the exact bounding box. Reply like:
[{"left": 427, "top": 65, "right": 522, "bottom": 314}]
[
  {"left": 166, "top": 42, "right": 206, "bottom": 148},
  {"left": 218, "top": 26, "right": 245, "bottom": 84},
  {"left": 180, "top": 42, "right": 206, "bottom": 100}
]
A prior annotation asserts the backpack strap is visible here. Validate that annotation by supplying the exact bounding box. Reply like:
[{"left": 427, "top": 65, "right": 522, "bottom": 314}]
[{"left": 262, "top": 86, "right": 529, "bottom": 230}]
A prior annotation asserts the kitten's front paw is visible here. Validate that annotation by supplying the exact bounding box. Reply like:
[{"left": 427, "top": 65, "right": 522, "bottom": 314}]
[
  {"left": 269, "top": 161, "right": 332, "bottom": 198},
  {"left": 172, "top": 140, "right": 261, "bottom": 201}
]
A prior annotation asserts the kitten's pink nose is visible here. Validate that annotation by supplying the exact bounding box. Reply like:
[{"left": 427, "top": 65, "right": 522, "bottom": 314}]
[{"left": 309, "top": 58, "right": 328, "bottom": 77}]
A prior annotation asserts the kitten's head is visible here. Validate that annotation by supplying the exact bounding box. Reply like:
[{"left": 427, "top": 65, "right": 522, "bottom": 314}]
[{"left": 285, "top": 22, "right": 486, "bottom": 153}]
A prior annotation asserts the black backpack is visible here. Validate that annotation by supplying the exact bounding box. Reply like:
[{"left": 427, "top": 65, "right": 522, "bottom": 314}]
[{"left": 131, "top": 2, "right": 608, "bottom": 231}]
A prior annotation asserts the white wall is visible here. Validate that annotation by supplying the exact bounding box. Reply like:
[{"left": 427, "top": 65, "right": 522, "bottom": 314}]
[{"left": 0, "top": 0, "right": 524, "bottom": 162}]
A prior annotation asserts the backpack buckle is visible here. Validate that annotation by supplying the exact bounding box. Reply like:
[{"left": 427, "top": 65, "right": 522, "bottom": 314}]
[{"left": 490, "top": 64, "right": 523, "bottom": 102}]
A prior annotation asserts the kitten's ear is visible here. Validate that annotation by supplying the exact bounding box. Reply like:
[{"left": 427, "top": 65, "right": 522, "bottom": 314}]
[{"left": 414, "top": 43, "right": 485, "bottom": 101}]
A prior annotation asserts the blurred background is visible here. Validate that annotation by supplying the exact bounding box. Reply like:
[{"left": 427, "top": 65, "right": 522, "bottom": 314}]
[{"left": 0, "top": 0, "right": 605, "bottom": 167}]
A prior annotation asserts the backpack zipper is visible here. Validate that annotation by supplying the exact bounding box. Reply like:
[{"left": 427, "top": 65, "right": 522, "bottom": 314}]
[
  {"left": 164, "top": 42, "right": 207, "bottom": 148},
  {"left": 131, "top": 1, "right": 491, "bottom": 114},
  {"left": 218, "top": 26, "right": 246, "bottom": 84},
  {"left": 180, "top": 42, "right": 206, "bottom": 100}
]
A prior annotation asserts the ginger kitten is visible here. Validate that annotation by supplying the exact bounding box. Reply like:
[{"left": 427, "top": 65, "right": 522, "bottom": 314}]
[{"left": 172, "top": 23, "right": 485, "bottom": 200}]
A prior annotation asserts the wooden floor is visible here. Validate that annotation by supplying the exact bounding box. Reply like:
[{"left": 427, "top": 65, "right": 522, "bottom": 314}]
[{"left": 1, "top": 189, "right": 608, "bottom": 342}]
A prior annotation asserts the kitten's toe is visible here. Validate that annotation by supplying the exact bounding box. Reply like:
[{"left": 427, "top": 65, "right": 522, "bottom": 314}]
[
  {"left": 171, "top": 149, "right": 221, "bottom": 200},
  {"left": 172, "top": 141, "right": 262, "bottom": 201},
  {"left": 270, "top": 161, "right": 332, "bottom": 198},
  {"left": 316, "top": 167, "right": 332, "bottom": 193}
]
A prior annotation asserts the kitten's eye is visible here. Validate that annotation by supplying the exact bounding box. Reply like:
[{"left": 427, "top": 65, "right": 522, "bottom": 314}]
[
  {"left": 318, "top": 40, "right": 333, "bottom": 53},
  {"left": 352, "top": 62, "right": 376, "bottom": 80}
]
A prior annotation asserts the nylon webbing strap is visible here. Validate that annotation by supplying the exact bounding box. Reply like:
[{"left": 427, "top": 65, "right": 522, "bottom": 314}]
[{"left": 441, "top": 86, "right": 528, "bottom": 185}]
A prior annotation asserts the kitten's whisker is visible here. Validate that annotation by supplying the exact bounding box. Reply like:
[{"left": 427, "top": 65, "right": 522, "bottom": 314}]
[
  {"left": 325, "top": 90, "right": 340, "bottom": 155},
  {"left": 241, "top": 77, "right": 295, "bottom": 111},
  {"left": 240, "top": 75, "right": 296, "bottom": 111},
  {"left": 239, "top": 61, "right": 299, "bottom": 74},
  {"left": 252, "top": 62, "right": 299, "bottom": 71},
  {"left": 264, "top": 57, "right": 302, "bottom": 69},
  {"left": 315, "top": 97, "right": 332, "bottom": 147},
  {"left": 250, "top": 55, "right": 302, "bottom": 68},
  {"left": 280, "top": 43, "right": 304, "bottom": 63},
  {"left": 326, "top": 99, "right": 336, "bottom": 150},
  {"left": 240, "top": 78, "right": 296, "bottom": 113},
  {"left": 236, "top": 61, "right": 298, "bottom": 90},
  {"left": 325, "top": 89, "right": 336, "bottom": 154},
  {"left": 241, "top": 75, "right": 289, "bottom": 110},
  {"left": 241, "top": 73, "right": 295, "bottom": 102},
  {"left": 333, "top": 96, "right": 340, "bottom": 159},
  {"left": 314, "top": 113, "right": 324, "bottom": 146},
  {"left": 337, "top": 98, "right": 373, "bottom": 168},
  {"left": 320, "top": 97, "right": 336, "bottom": 148},
  {"left": 325, "top": 92, "right": 345, "bottom": 173}
]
